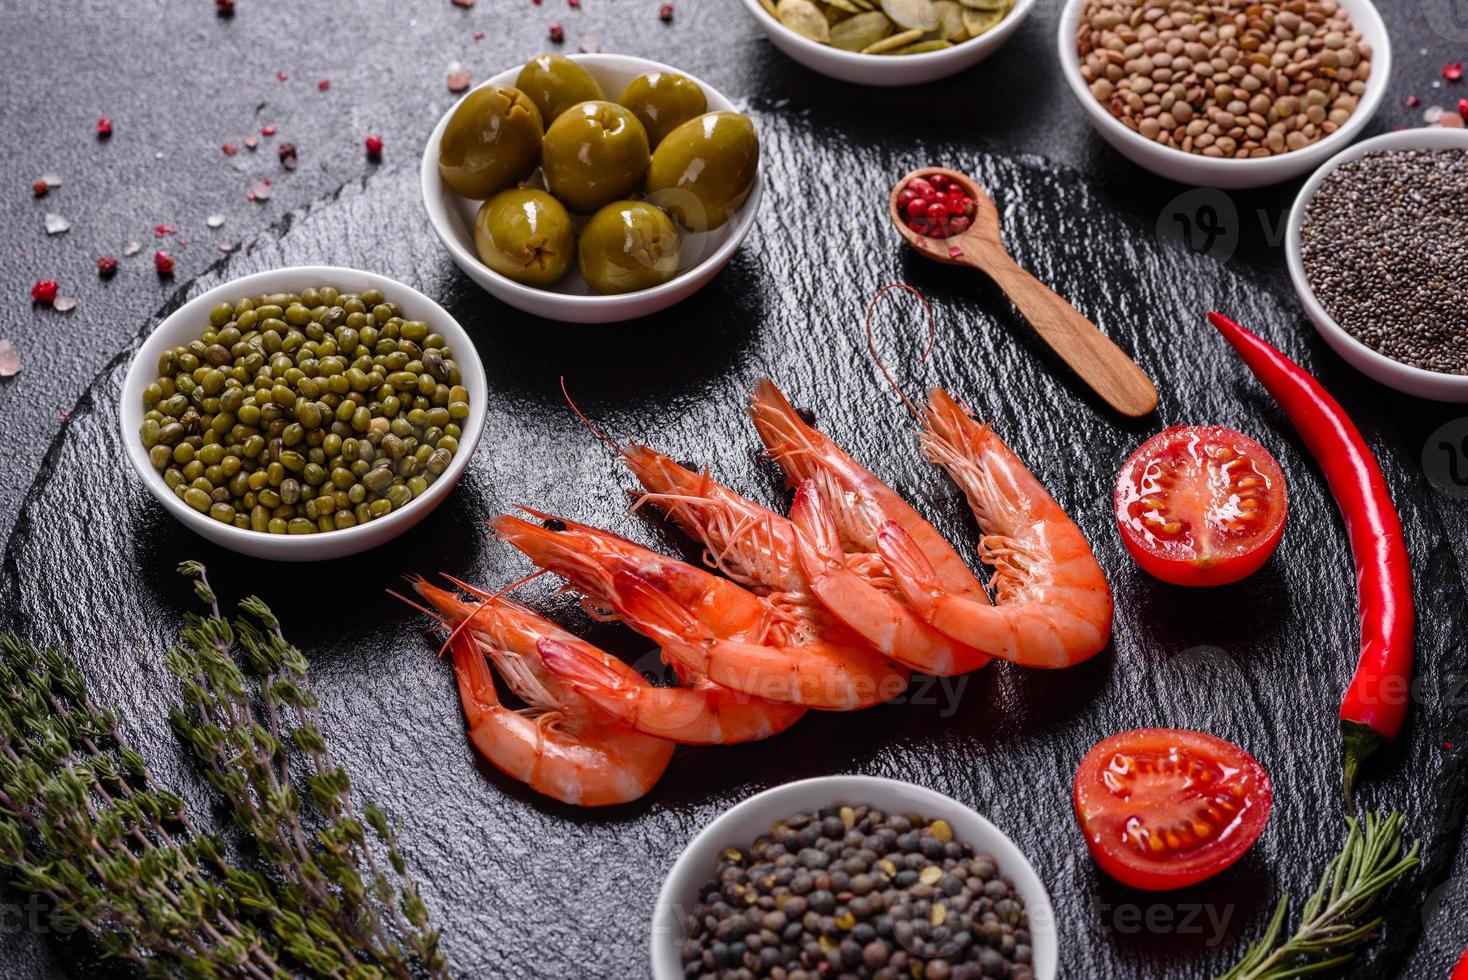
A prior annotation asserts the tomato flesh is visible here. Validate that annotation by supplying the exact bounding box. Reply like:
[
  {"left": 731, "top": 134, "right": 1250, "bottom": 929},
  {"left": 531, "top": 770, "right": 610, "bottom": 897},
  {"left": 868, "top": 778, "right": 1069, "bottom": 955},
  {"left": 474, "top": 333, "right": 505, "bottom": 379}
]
[
  {"left": 1114, "top": 425, "right": 1288, "bottom": 587},
  {"left": 1073, "top": 727, "right": 1272, "bottom": 891}
]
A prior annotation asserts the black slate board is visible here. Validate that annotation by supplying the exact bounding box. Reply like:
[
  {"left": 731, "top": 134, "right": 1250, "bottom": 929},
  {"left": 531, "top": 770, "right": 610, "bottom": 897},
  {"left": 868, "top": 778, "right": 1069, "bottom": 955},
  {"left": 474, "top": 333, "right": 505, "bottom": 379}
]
[{"left": 2, "top": 120, "right": 1466, "bottom": 979}]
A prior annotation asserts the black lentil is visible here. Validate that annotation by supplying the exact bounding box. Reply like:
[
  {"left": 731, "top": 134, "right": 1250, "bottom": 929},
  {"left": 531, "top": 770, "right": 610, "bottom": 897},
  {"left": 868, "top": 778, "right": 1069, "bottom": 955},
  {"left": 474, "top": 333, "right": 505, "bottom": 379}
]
[
  {"left": 1301, "top": 148, "right": 1468, "bottom": 374},
  {"left": 679, "top": 805, "right": 1033, "bottom": 979}
]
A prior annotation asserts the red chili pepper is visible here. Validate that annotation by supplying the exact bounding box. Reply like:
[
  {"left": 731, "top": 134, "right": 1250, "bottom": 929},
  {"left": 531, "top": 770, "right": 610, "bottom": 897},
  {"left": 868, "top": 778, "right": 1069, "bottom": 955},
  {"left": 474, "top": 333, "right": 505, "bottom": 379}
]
[
  {"left": 1208, "top": 313, "right": 1413, "bottom": 808},
  {"left": 1454, "top": 947, "right": 1468, "bottom": 980}
]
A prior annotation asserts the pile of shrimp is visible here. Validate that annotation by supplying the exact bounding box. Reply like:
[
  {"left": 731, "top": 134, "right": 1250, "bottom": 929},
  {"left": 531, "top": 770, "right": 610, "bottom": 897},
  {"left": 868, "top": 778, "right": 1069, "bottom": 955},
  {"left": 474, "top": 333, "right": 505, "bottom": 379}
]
[{"left": 398, "top": 378, "right": 1112, "bottom": 807}]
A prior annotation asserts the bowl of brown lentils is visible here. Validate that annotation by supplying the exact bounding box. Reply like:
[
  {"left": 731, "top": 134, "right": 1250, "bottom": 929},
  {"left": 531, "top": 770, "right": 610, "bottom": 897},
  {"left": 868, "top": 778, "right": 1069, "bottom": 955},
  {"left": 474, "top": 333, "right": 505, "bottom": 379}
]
[
  {"left": 1059, "top": 0, "right": 1391, "bottom": 189},
  {"left": 651, "top": 775, "right": 1056, "bottom": 979},
  {"left": 120, "top": 266, "right": 487, "bottom": 561}
]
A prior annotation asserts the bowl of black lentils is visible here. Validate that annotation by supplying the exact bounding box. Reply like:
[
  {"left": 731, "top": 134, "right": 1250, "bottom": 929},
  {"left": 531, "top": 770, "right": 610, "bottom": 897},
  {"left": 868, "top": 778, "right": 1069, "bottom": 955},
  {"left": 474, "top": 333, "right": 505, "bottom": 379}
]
[
  {"left": 651, "top": 775, "right": 1056, "bottom": 979},
  {"left": 120, "top": 266, "right": 487, "bottom": 561},
  {"left": 1287, "top": 127, "right": 1468, "bottom": 401}
]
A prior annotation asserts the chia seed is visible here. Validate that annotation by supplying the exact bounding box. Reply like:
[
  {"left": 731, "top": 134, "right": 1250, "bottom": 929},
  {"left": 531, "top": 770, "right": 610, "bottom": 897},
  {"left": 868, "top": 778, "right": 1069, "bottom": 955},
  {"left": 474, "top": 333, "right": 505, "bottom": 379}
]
[
  {"left": 1300, "top": 148, "right": 1468, "bottom": 375},
  {"left": 678, "top": 804, "right": 1034, "bottom": 979}
]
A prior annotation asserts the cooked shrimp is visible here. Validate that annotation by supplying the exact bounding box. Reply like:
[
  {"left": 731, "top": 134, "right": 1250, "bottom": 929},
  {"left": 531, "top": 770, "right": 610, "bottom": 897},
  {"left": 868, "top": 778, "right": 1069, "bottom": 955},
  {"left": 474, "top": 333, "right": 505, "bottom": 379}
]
[
  {"left": 747, "top": 379, "right": 992, "bottom": 672},
  {"left": 789, "top": 478, "right": 990, "bottom": 676},
  {"left": 537, "top": 639, "right": 805, "bottom": 744},
  {"left": 439, "top": 615, "right": 673, "bottom": 807},
  {"left": 412, "top": 577, "right": 800, "bottom": 745},
  {"left": 494, "top": 511, "right": 908, "bottom": 709},
  {"left": 876, "top": 388, "right": 1113, "bottom": 669},
  {"left": 748, "top": 380, "right": 986, "bottom": 597}
]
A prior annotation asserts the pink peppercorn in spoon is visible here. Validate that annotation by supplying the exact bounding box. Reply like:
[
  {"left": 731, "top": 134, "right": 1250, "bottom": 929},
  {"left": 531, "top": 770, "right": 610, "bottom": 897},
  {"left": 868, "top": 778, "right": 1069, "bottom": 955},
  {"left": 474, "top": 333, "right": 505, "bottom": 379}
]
[{"left": 888, "top": 167, "right": 1158, "bottom": 418}]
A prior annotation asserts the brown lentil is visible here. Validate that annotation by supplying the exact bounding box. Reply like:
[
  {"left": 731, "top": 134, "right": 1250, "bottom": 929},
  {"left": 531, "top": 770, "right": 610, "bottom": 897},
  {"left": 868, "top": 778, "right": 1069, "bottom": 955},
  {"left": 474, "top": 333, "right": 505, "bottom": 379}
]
[
  {"left": 679, "top": 805, "right": 1033, "bottom": 979},
  {"left": 139, "top": 285, "right": 469, "bottom": 533},
  {"left": 1301, "top": 148, "right": 1468, "bottom": 374},
  {"left": 1077, "top": 0, "right": 1371, "bottom": 159}
]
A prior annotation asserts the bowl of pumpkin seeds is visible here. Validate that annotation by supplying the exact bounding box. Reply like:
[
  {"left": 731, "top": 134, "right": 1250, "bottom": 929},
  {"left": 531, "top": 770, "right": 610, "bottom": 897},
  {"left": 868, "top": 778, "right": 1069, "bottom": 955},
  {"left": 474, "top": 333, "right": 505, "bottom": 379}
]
[{"left": 742, "top": 0, "right": 1032, "bottom": 85}]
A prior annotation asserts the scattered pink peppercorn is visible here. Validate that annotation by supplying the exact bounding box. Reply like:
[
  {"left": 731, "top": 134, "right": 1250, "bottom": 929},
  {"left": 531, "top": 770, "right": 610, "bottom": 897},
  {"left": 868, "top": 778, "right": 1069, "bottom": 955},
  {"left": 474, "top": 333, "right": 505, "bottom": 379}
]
[
  {"left": 277, "top": 70, "right": 288, "bottom": 82},
  {"left": 318, "top": 78, "right": 331, "bottom": 90},
  {"left": 1460, "top": 98, "right": 1468, "bottom": 121},
  {"left": 32, "top": 180, "right": 48, "bottom": 197},
  {"left": 278, "top": 142, "right": 297, "bottom": 168},
  {"left": 215, "top": 0, "right": 234, "bottom": 14},
  {"left": 261, "top": 124, "right": 277, "bottom": 136},
  {"left": 97, "top": 255, "right": 118, "bottom": 277},
  {"left": 222, "top": 141, "right": 238, "bottom": 155},
  {"left": 569, "top": 0, "right": 580, "bottom": 7},
  {"left": 154, "top": 251, "right": 175, "bottom": 276},
  {"left": 244, "top": 134, "right": 259, "bottom": 150},
  {"left": 31, "top": 280, "right": 58, "bottom": 304},
  {"left": 365, "top": 134, "right": 384, "bottom": 159},
  {"left": 154, "top": 224, "right": 176, "bottom": 237},
  {"left": 96, "top": 116, "right": 113, "bottom": 137},
  {"left": 659, "top": 3, "right": 673, "bottom": 21},
  {"left": 548, "top": 21, "right": 564, "bottom": 42},
  {"left": 1406, "top": 95, "right": 1421, "bottom": 108},
  {"left": 473, "top": 28, "right": 485, "bottom": 39},
  {"left": 1447, "top": 61, "right": 1464, "bottom": 82}
]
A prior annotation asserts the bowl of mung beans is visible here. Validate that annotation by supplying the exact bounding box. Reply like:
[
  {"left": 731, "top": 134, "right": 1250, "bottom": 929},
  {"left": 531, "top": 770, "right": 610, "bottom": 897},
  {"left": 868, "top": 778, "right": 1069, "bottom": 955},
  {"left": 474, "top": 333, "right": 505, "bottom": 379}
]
[
  {"left": 1286, "top": 127, "right": 1468, "bottom": 401},
  {"left": 651, "top": 775, "right": 1057, "bottom": 980},
  {"left": 120, "top": 266, "right": 487, "bottom": 561},
  {"left": 1057, "top": 0, "right": 1391, "bottom": 189}
]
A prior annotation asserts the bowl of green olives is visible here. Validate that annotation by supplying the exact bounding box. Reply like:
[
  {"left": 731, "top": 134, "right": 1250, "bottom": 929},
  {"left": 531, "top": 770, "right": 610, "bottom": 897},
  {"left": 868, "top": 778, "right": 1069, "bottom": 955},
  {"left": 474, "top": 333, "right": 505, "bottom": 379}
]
[
  {"left": 420, "top": 54, "right": 763, "bottom": 324},
  {"left": 120, "top": 266, "right": 487, "bottom": 562}
]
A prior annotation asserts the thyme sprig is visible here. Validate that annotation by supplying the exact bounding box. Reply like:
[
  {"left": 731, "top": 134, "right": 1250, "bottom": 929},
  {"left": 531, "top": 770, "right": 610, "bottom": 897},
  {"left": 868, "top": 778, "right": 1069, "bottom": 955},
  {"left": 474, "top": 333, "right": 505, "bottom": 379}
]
[
  {"left": 0, "top": 562, "right": 448, "bottom": 977},
  {"left": 1218, "top": 812, "right": 1419, "bottom": 980}
]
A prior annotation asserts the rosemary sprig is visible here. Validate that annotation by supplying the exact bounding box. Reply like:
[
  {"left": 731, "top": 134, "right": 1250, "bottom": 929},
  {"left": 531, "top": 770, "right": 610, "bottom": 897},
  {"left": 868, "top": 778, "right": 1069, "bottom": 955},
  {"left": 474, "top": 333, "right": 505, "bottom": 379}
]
[{"left": 1217, "top": 812, "right": 1419, "bottom": 980}]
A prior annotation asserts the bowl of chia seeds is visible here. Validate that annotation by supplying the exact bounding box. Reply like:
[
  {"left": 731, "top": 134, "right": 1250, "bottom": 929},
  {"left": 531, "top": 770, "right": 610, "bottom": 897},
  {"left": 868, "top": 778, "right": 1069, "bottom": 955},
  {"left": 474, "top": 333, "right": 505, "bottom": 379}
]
[
  {"left": 1287, "top": 128, "right": 1468, "bottom": 401},
  {"left": 651, "top": 775, "right": 1056, "bottom": 980}
]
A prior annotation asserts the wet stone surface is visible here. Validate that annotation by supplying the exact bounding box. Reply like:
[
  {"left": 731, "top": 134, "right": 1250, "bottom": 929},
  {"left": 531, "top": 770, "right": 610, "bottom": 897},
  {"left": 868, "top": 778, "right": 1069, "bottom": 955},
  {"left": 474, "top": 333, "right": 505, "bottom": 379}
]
[{"left": 2, "top": 2, "right": 1467, "bottom": 978}]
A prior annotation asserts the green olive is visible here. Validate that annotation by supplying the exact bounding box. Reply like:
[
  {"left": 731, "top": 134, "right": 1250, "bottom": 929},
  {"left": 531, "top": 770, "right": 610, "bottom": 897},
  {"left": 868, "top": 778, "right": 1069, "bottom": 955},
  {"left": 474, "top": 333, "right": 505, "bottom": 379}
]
[
  {"left": 645, "top": 111, "right": 759, "bottom": 232},
  {"left": 438, "top": 86, "right": 543, "bottom": 199},
  {"left": 618, "top": 72, "right": 708, "bottom": 148},
  {"left": 542, "top": 101, "right": 650, "bottom": 214},
  {"left": 577, "top": 200, "right": 680, "bottom": 295},
  {"left": 515, "top": 54, "right": 606, "bottom": 129},
  {"left": 474, "top": 189, "right": 575, "bottom": 287}
]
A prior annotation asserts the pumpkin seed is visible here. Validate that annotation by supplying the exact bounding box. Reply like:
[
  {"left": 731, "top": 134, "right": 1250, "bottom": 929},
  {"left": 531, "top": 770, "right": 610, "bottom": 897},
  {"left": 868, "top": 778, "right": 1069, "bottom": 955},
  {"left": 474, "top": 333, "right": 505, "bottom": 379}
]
[
  {"left": 961, "top": 4, "right": 1005, "bottom": 36},
  {"left": 778, "top": 0, "right": 831, "bottom": 40},
  {"left": 829, "top": 10, "right": 893, "bottom": 50},
  {"left": 848, "top": 0, "right": 876, "bottom": 9},
  {"left": 758, "top": 0, "right": 778, "bottom": 14},
  {"left": 887, "top": 39, "right": 953, "bottom": 53},
  {"left": 933, "top": 0, "right": 966, "bottom": 40},
  {"left": 880, "top": 0, "right": 938, "bottom": 31},
  {"left": 823, "top": 0, "right": 863, "bottom": 13},
  {"left": 861, "top": 26, "right": 924, "bottom": 52},
  {"left": 957, "top": 0, "right": 1006, "bottom": 8}
]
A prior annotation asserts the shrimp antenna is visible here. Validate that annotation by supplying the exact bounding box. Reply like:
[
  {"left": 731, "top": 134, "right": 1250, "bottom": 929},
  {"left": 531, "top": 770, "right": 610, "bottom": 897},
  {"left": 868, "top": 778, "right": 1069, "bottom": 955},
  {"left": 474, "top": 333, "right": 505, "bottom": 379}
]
[
  {"left": 865, "top": 282, "right": 935, "bottom": 423},
  {"left": 386, "top": 587, "right": 447, "bottom": 626},
  {"left": 433, "top": 569, "right": 549, "bottom": 659},
  {"left": 561, "top": 376, "right": 626, "bottom": 455}
]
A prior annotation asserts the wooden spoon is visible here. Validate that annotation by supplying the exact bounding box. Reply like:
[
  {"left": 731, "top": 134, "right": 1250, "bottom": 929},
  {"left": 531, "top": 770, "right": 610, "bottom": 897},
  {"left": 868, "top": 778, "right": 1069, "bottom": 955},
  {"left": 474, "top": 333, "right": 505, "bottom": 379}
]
[{"left": 889, "top": 167, "right": 1159, "bottom": 418}]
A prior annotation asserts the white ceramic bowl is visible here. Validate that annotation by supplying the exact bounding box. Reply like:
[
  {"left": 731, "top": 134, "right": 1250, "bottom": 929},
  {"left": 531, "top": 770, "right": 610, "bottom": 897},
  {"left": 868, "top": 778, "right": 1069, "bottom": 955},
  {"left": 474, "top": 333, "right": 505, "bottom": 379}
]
[
  {"left": 650, "top": 775, "right": 1058, "bottom": 979},
  {"left": 1057, "top": 0, "right": 1391, "bottom": 188},
  {"left": 120, "top": 265, "right": 487, "bottom": 561},
  {"left": 420, "top": 54, "right": 762, "bottom": 324},
  {"left": 740, "top": 0, "right": 1035, "bottom": 86},
  {"left": 1285, "top": 127, "right": 1468, "bottom": 401}
]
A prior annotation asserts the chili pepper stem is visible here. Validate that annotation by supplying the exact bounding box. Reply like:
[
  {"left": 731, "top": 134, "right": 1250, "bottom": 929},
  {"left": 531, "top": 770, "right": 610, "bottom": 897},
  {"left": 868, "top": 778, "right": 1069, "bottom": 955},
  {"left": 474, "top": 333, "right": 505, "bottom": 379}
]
[{"left": 1341, "top": 720, "right": 1385, "bottom": 814}]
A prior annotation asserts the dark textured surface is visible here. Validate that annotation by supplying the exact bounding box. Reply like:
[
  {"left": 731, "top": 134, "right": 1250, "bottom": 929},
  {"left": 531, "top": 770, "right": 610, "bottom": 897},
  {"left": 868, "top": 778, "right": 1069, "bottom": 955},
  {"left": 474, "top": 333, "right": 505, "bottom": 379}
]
[{"left": 2, "top": 2, "right": 1467, "bottom": 978}]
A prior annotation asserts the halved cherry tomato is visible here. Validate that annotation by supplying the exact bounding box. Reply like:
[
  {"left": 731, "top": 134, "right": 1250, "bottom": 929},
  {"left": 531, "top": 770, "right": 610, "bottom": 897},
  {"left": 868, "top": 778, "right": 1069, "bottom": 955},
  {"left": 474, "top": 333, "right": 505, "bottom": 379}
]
[
  {"left": 1073, "top": 728, "right": 1272, "bottom": 891},
  {"left": 1114, "top": 425, "right": 1288, "bottom": 587}
]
